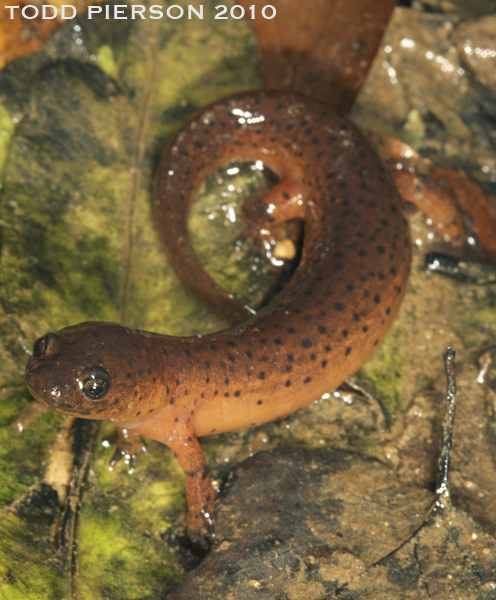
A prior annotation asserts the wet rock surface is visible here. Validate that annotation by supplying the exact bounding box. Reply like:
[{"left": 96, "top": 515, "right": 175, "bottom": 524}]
[{"left": 168, "top": 448, "right": 433, "bottom": 599}]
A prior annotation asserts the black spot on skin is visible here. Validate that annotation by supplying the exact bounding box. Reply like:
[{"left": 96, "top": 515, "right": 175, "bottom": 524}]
[
  {"left": 374, "top": 295, "right": 381, "bottom": 304},
  {"left": 274, "top": 338, "right": 282, "bottom": 345},
  {"left": 205, "top": 360, "right": 210, "bottom": 368},
  {"left": 234, "top": 390, "right": 241, "bottom": 397},
  {"left": 287, "top": 327, "right": 296, "bottom": 334},
  {"left": 287, "top": 354, "right": 294, "bottom": 362},
  {"left": 175, "top": 417, "right": 179, "bottom": 422},
  {"left": 358, "top": 249, "right": 367, "bottom": 257},
  {"left": 224, "top": 392, "right": 229, "bottom": 398},
  {"left": 258, "top": 371, "right": 265, "bottom": 380},
  {"left": 257, "top": 399, "right": 263, "bottom": 405},
  {"left": 162, "top": 347, "right": 168, "bottom": 356},
  {"left": 260, "top": 338, "right": 267, "bottom": 344},
  {"left": 346, "top": 347, "right": 352, "bottom": 356},
  {"left": 310, "top": 354, "right": 316, "bottom": 361},
  {"left": 184, "top": 349, "right": 191, "bottom": 357},
  {"left": 225, "top": 378, "right": 230, "bottom": 385},
  {"left": 377, "top": 245, "right": 386, "bottom": 254},
  {"left": 353, "top": 313, "right": 360, "bottom": 321},
  {"left": 286, "top": 365, "right": 292, "bottom": 372},
  {"left": 335, "top": 302, "right": 344, "bottom": 311},
  {"left": 170, "top": 399, "right": 175, "bottom": 405},
  {"left": 303, "top": 377, "right": 311, "bottom": 384},
  {"left": 322, "top": 360, "right": 327, "bottom": 368},
  {"left": 324, "top": 345, "right": 331, "bottom": 352},
  {"left": 285, "top": 380, "right": 291, "bottom": 387},
  {"left": 206, "top": 377, "right": 210, "bottom": 383},
  {"left": 228, "top": 354, "right": 235, "bottom": 363},
  {"left": 246, "top": 350, "right": 253, "bottom": 359},
  {"left": 126, "top": 372, "right": 132, "bottom": 379},
  {"left": 318, "top": 326, "right": 326, "bottom": 334},
  {"left": 346, "top": 283, "right": 354, "bottom": 292},
  {"left": 301, "top": 339, "right": 313, "bottom": 348},
  {"left": 147, "top": 367, "right": 151, "bottom": 375},
  {"left": 227, "top": 341, "right": 236, "bottom": 347},
  {"left": 342, "top": 330, "right": 348, "bottom": 338},
  {"left": 362, "top": 326, "right": 369, "bottom": 333},
  {"left": 386, "top": 307, "right": 391, "bottom": 315},
  {"left": 210, "top": 344, "right": 218, "bottom": 351},
  {"left": 390, "top": 267, "right": 397, "bottom": 276}
]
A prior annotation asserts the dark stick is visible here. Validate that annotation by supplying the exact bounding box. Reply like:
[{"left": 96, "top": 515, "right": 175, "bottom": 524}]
[{"left": 436, "top": 347, "right": 457, "bottom": 504}]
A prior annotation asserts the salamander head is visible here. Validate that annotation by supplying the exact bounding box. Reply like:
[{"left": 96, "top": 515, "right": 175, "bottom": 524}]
[{"left": 25, "top": 322, "right": 155, "bottom": 424}]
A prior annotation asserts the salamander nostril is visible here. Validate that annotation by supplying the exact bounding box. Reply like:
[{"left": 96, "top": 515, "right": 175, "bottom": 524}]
[{"left": 32, "top": 333, "right": 63, "bottom": 358}]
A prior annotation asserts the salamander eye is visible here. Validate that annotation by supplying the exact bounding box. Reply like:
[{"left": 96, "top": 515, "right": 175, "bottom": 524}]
[
  {"left": 32, "top": 333, "right": 64, "bottom": 358},
  {"left": 81, "top": 369, "right": 110, "bottom": 400}
]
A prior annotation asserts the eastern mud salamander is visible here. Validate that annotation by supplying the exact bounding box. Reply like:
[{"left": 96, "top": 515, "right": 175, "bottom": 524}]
[{"left": 25, "top": 91, "right": 411, "bottom": 544}]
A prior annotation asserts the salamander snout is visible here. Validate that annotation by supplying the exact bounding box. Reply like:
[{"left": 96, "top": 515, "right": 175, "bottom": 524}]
[{"left": 32, "top": 332, "right": 65, "bottom": 358}]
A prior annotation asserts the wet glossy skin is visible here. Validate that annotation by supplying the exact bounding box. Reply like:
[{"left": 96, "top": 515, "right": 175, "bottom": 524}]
[{"left": 25, "top": 91, "right": 411, "bottom": 544}]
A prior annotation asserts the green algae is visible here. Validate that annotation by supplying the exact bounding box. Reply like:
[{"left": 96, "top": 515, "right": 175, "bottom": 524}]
[
  {"left": 0, "top": 513, "right": 65, "bottom": 600},
  {"left": 0, "top": 394, "right": 63, "bottom": 507},
  {"left": 78, "top": 493, "right": 182, "bottom": 600},
  {"left": 355, "top": 323, "right": 409, "bottom": 419},
  {"left": 97, "top": 45, "right": 119, "bottom": 81},
  {"left": 0, "top": 103, "right": 15, "bottom": 175}
]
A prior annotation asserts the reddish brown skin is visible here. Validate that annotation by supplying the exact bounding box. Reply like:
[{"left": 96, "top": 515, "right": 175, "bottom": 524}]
[{"left": 25, "top": 91, "right": 411, "bottom": 544}]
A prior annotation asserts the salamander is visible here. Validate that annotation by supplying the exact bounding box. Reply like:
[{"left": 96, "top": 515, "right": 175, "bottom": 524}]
[{"left": 24, "top": 90, "right": 411, "bottom": 545}]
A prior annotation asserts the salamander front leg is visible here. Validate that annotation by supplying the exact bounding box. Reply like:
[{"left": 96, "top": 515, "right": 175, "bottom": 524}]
[
  {"left": 168, "top": 434, "right": 215, "bottom": 548},
  {"left": 102, "top": 426, "right": 147, "bottom": 473}
]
